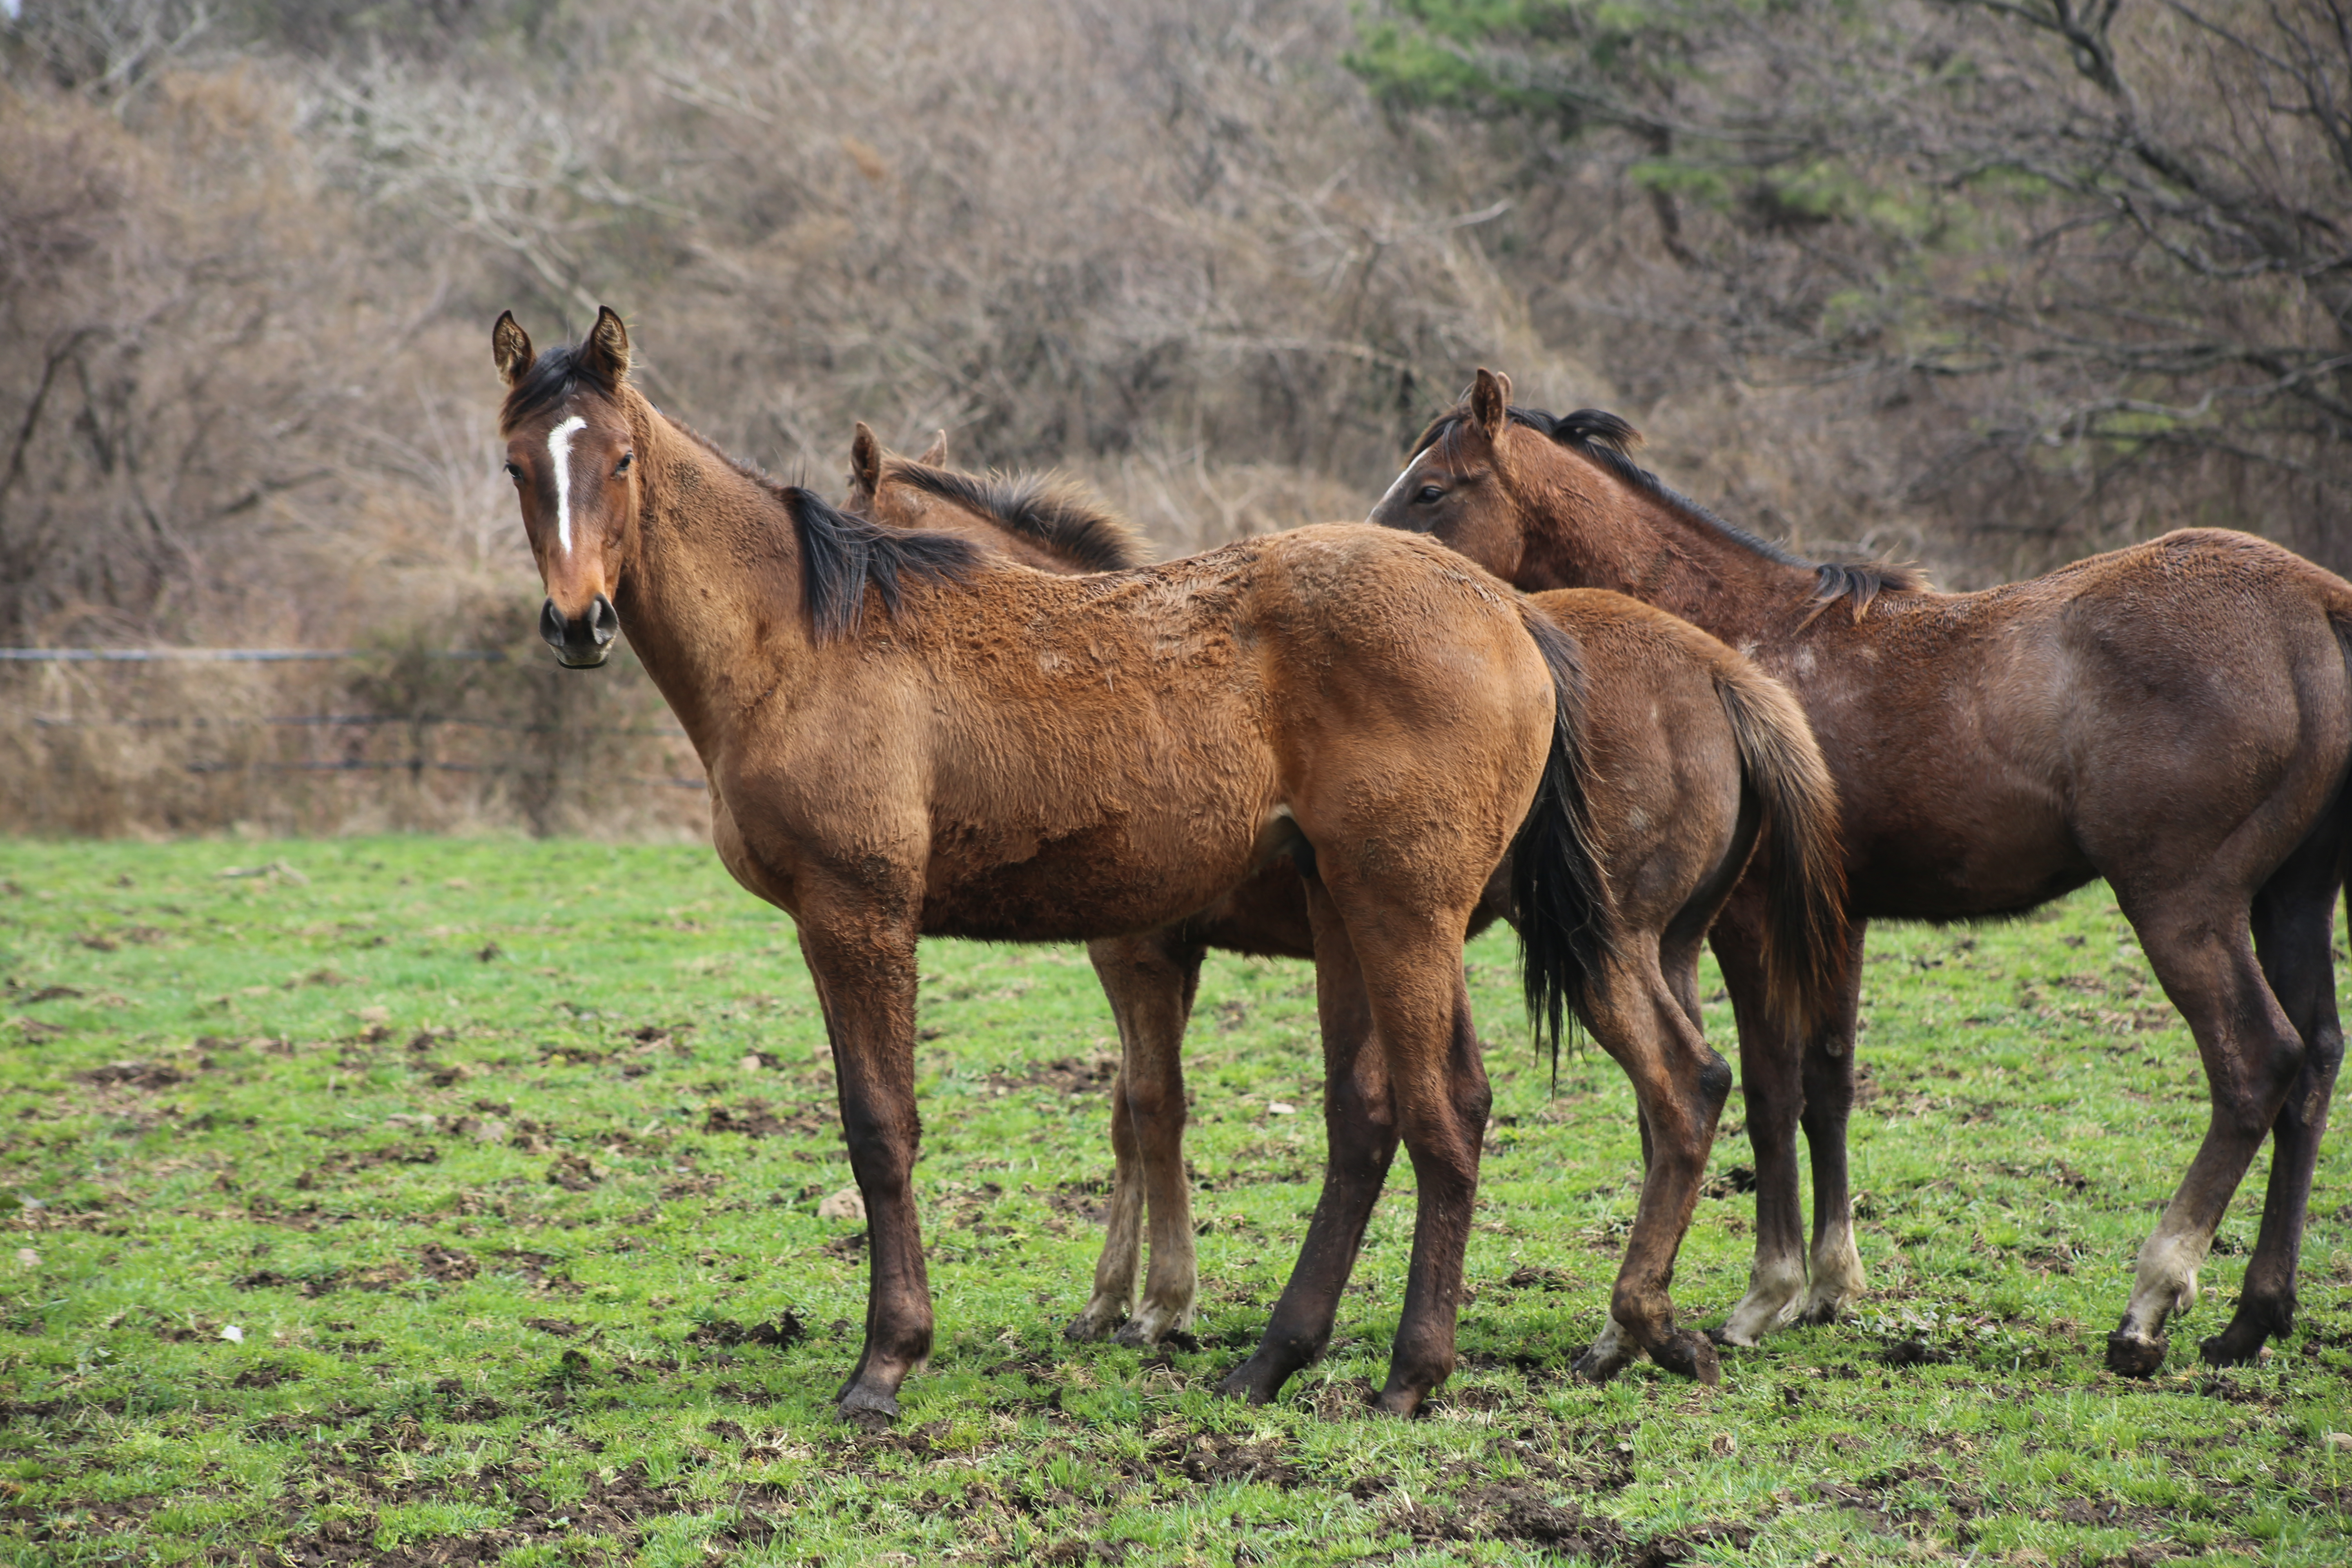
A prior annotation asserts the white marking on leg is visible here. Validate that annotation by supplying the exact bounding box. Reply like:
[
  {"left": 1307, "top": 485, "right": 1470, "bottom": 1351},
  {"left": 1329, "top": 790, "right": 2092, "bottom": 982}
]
[
  {"left": 547, "top": 414, "right": 587, "bottom": 555},
  {"left": 1719, "top": 1249, "right": 1808, "bottom": 1345},
  {"left": 1588, "top": 1312, "right": 1639, "bottom": 1366},
  {"left": 1805, "top": 1221, "right": 1866, "bottom": 1320},
  {"left": 2121, "top": 1227, "right": 2205, "bottom": 1338}
]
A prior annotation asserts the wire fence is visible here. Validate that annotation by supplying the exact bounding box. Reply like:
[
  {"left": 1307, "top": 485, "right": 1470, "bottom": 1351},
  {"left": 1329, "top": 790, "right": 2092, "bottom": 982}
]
[{"left": 0, "top": 646, "right": 708, "bottom": 837}]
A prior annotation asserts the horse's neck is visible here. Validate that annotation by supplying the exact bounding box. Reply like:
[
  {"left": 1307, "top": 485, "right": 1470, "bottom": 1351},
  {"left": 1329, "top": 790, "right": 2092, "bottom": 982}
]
[
  {"left": 1524, "top": 463, "right": 1815, "bottom": 643},
  {"left": 619, "top": 406, "right": 813, "bottom": 749}
]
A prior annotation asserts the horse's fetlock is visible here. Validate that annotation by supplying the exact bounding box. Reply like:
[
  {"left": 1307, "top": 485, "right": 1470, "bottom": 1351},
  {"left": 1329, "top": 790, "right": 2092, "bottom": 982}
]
[{"left": 1608, "top": 1281, "right": 1668, "bottom": 1336}]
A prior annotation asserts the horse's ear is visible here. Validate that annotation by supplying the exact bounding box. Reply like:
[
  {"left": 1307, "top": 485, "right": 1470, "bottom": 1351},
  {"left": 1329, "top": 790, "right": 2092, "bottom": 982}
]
[
  {"left": 850, "top": 421, "right": 883, "bottom": 496},
  {"left": 1471, "top": 368, "right": 1512, "bottom": 440},
  {"left": 578, "top": 305, "right": 631, "bottom": 386},
  {"left": 492, "top": 312, "right": 535, "bottom": 388},
  {"left": 917, "top": 429, "right": 948, "bottom": 467}
]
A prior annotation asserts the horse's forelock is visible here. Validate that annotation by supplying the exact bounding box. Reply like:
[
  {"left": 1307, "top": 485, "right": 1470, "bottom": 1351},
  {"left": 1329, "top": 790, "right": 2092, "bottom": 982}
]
[{"left": 499, "top": 345, "right": 623, "bottom": 436}]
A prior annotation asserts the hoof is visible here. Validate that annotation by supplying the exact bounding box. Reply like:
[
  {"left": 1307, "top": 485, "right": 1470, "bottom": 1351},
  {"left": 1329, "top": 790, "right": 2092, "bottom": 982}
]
[
  {"left": 1370, "top": 1384, "right": 1426, "bottom": 1418},
  {"left": 2198, "top": 1327, "right": 2267, "bottom": 1368},
  {"left": 1651, "top": 1330, "right": 1723, "bottom": 1386},
  {"left": 2103, "top": 1329, "right": 2168, "bottom": 1378},
  {"left": 1571, "top": 1343, "right": 1637, "bottom": 1384},
  {"left": 1214, "top": 1357, "right": 1287, "bottom": 1406},
  {"left": 1113, "top": 1316, "right": 1177, "bottom": 1350},
  {"left": 1063, "top": 1310, "right": 1120, "bottom": 1344},
  {"left": 1704, "top": 1321, "right": 1757, "bottom": 1349},
  {"left": 836, "top": 1381, "right": 900, "bottom": 1428},
  {"left": 1798, "top": 1296, "right": 1848, "bottom": 1327}
]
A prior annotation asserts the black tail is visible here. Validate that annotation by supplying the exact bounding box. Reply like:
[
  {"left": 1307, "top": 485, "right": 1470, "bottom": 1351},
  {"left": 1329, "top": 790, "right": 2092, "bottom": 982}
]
[{"left": 1509, "top": 609, "right": 1618, "bottom": 1074}]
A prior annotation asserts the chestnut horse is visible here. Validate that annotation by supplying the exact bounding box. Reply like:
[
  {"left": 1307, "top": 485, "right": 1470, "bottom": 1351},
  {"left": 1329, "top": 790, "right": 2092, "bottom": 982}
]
[
  {"left": 846, "top": 425, "right": 1849, "bottom": 1388},
  {"left": 492, "top": 310, "right": 1615, "bottom": 1421},
  {"left": 1372, "top": 368, "right": 2352, "bottom": 1376}
]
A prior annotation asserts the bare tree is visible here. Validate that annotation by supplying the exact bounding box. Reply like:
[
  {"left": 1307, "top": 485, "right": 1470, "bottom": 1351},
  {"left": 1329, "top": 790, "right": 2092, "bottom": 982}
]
[{"left": 1355, "top": 0, "right": 2352, "bottom": 573}]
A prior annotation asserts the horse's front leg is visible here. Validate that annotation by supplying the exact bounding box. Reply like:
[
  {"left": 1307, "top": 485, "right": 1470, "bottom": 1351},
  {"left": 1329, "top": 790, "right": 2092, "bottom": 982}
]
[{"left": 797, "top": 909, "right": 931, "bottom": 1425}]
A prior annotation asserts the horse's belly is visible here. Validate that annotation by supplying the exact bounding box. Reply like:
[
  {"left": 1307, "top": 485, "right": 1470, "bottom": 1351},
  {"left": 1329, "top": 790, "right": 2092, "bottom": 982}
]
[
  {"left": 919, "top": 811, "right": 1270, "bottom": 942},
  {"left": 1849, "top": 811, "right": 2095, "bottom": 920}
]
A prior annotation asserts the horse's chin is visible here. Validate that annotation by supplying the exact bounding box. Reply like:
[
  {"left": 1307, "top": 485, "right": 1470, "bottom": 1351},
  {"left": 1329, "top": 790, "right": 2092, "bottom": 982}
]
[{"left": 554, "top": 649, "right": 611, "bottom": 670}]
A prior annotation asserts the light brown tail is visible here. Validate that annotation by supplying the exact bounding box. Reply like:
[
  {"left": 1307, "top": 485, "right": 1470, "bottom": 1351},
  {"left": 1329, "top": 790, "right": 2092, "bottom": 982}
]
[{"left": 1712, "top": 663, "right": 1849, "bottom": 1038}]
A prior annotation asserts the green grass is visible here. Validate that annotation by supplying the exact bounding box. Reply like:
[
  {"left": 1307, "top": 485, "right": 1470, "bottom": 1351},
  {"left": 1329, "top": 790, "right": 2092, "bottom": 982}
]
[{"left": 3, "top": 836, "right": 2350, "bottom": 1566}]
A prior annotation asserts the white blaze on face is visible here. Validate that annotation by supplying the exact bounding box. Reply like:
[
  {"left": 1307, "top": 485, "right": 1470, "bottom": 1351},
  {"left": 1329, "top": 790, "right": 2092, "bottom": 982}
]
[
  {"left": 1372, "top": 454, "right": 1425, "bottom": 517},
  {"left": 547, "top": 414, "right": 588, "bottom": 555}
]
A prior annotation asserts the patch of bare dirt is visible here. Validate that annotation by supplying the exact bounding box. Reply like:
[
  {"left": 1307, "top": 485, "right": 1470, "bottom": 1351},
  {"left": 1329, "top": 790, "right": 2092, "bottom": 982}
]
[
  {"left": 255, "top": 1455, "right": 717, "bottom": 1568},
  {"left": 78, "top": 1060, "right": 191, "bottom": 1089},
  {"left": 702, "top": 1099, "right": 829, "bottom": 1138},
  {"left": 545, "top": 1154, "right": 601, "bottom": 1191},
  {"left": 685, "top": 1313, "right": 809, "bottom": 1350},
  {"left": 294, "top": 1142, "right": 440, "bottom": 1188},
  {"left": 1390, "top": 1483, "right": 1752, "bottom": 1566},
  {"left": 234, "top": 1267, "right": 345, "bottom": 1296},
  {"left": 490, "top": 1250, "right": 579, "bottom": 1294},
  {"left": 986, "top": 1056, "right": 1116, "bottom": 1096},
  {"left": 416, "top": 1243, "right": 477, "bottom": 1283},
  {"left": 1148, "top": 1428, "right": 1302, "bottom": 1488}
]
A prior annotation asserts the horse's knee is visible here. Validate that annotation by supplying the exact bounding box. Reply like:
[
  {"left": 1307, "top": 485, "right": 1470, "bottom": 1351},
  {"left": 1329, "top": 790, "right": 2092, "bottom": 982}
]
[
  {"left": 1697, "top": 1049, "right": 1733, "bottom": 1114},
  {"left": 839, "top": 1114, "right": 919, "bottom": 1187},
  {"left": 1121, "top": 1073, "right": 1185, "bottom": 1132}
]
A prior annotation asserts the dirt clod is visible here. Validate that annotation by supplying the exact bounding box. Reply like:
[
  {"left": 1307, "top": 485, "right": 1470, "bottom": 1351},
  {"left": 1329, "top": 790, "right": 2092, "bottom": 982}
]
[{"left": 687, "top": 1312, "right": 809, "bottom": 1350}]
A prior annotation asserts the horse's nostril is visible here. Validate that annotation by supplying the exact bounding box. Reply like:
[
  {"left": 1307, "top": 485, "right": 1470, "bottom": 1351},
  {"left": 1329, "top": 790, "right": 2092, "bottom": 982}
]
[
  {"left": 539, "top": 599, "right": 567, "bottom": 651},
  {"left": 589, "top": 593, "right": 618, "bottom": 646}
]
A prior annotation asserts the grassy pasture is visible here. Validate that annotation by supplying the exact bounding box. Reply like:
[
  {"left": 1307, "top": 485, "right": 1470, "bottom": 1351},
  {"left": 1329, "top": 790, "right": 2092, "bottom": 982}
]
[{"left": 3, "top": 836, "right": 2351, "bottom": 1566}]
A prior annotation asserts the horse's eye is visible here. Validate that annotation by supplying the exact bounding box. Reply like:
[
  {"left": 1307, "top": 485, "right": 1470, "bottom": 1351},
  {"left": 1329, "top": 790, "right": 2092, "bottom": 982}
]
[
  {"left": 504, "top": 462, "right": 524, "bottom": 483},
  {"left": 615, "top": 452, "right": 633, "bottom": 474},
  {"left": 1414, "top": 485, "right": 1445, "bottom": 504}
]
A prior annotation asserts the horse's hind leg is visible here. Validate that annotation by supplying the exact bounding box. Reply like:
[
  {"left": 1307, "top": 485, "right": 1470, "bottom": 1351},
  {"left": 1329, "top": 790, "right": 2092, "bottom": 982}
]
[
  {"left": 2105, "top": 888, "right": 2308, "bottom": 1376},
  {"left": 1110, "top": 934, "right": 1208, "bottom": 1346},
  {"left": 1574, "top": 946, "right": 1731, "bottom": 1385},
  {"left": 1069, "top": 933, "right": 1204, "bottom": 1343},
  {"left": 1218, "top": 882, "right": 1395, "bottom": 1405},
  {"left": 1706, "top": 901, "right": 1815, "bottom": 1346},
  {"left": 1067, "top": 1051, "right": 1144, "bottom": 1341},
  {"left": 1799, "top": 922, "right": 1870, "bottom": 1324},
  {"left": 2203, "top": 842, "right": 2346, "bottom": 1366}
]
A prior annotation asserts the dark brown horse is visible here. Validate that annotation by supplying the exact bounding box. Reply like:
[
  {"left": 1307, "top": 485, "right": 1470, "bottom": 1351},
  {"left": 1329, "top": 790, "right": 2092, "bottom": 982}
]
[
  {"left": 1372, "top": 368, "right": 2352, "bottom": 1376},
  {"left": 492, "top": 310, "right": 1613, "bottom": 1421},
  {"left": 847, "top": 425, "right": 1849, "bottom": 1388}
]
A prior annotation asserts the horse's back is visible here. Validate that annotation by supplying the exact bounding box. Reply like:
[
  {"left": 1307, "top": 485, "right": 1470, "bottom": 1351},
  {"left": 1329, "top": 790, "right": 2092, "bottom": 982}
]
[{"left": 1821, "top": 528, "right": 2352, "bottom": 911}]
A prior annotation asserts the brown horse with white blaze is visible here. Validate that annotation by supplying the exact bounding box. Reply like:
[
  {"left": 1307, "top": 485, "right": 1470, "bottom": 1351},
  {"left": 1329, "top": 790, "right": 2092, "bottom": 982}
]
[
  {"left": 493, "top": 308, "right": 1606, "bottom": 1421},
  {"left": 846, "top": 426, "right": 1851, "bottom": 1388},
  {"left": 1372, "top": 368, "right": 2352, "bottom": 1376}
]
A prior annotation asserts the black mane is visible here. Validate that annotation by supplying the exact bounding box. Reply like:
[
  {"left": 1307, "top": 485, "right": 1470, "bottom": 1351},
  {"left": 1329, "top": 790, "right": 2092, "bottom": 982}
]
[
  {"left": 782, "top": 488, "right": 982, "bottom": 642},
  {"left": 1414, "top": 403, "right": 1924, "bottom": 618},
  {"left": 885, "top": 460, "right": 1147, "bottom": 572}
]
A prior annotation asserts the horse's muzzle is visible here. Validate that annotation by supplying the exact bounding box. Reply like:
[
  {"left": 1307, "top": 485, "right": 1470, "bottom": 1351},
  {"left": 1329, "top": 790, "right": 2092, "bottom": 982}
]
[{"left": 541, "top": 594, "right": 617, "bottom": 668}]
